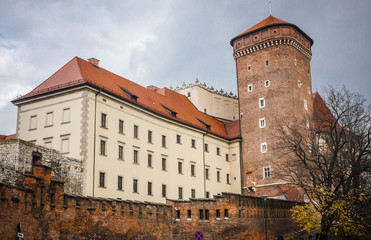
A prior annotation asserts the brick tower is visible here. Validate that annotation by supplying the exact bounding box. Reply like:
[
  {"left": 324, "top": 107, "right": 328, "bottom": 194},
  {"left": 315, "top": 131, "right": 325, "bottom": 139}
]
[{"left": 230, "top": 16, "right": 314, "bottom": 197}]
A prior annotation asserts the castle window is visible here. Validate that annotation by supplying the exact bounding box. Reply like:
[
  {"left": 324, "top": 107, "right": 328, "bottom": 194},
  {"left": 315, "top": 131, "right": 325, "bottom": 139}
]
[
  {"left": 216, "top": 209, "right": 221, "bottom": 219},
  {"left": 162, "top": 135, "right": 166, "bottom": 147},
  {"left": 294, "top": 59, "right": 297, "bottom": 66},
  {"left": 45, "top": 111, "right": 53, "bottom": 127},
  {"left": 44, "top": 137, "right": 52, "bottom": 148},
  {"left": 176, "top": 210, "right": 180, "bottom": 220},
  {"left": 191, "top": 164, "right": 196, "bottom": 176},
  {"left": 187, "top": 92, "right": 191, "bottom": 97},
  {"left": 118, "top": 143, "right": 124, "bottom": 160},
  {"left": 266, "top": 60, "right": 269, "bottom": 66},
  {"left": 307, "top": 87, "right": 311, "bottom": 95},
  {"left": 100, "top": 139, "right": 106, "bottom": 156},
  {"left": 216, "top": 147, "right": 220, "bottom": 155},
  {"left": 248, "top": 65, "right": 251, "bottom": 71},
  {"left": 261, "top": 142, "right": 267, "bottom": 153},
  {"left": 118, "top": 120, "right": 124, "bottom": 134},
  {"left": 304, "top": 100, "right": 308, "bottom": 110},
  {"left": 99, "top": 172, "right": 105, "bottom": 187},
  {"left": 205, "top": 209, "right": 210, "bottom": 220},
  {"left": 133, "top": 149, "right": 139, "bottom": 164},
  {"left": 62, "top": 108, "right": 70, "bottom": 124},
  {"left": 248, "top": 85, "right": 253, "bottom": 92},
  {"left": 191, "top": 189, "right": 196, "bottom": 198},
  {"left": 188, "top": 209, "right": 192, "bottom": 219},
  {"left": 206, "top": 192, "right": 210, "bottom": 199},
  {"left": 148, "top": 130, "right": 152, "bottom": 143},
  {"left": 217, "top": 170, "right": 221, "bottom": 182},
  {"left": 162, "top": 184, "right": 167, "bottom": 197},
  {"left": 117, "top": 176, "right": 123, "bottom": 190},
  {"left": 259, "top": 98, "right": 265, "bottom": 108},
  {"left": 162, "top": 157, "right": 167, "bottom": 171},
  {"left": 259, "top": 118, "right": 266, "bottom": 128},
  {"left": 265, "top": 80, "right": 270, "bottom": 87},
  {"left": 134, "top": 125, "right": 139, "bottom": 139},
  {"left": 298, "top": 80, "right": 302, "bottom": 88},
  {"left": 263, "top": 167, "right": 271, "bottom": 179},
  {"left": 204, "top": 143, "right": 209, "bottom": 152},
  {"left": 224, "top": 209, "right": 229, "bottom": 219},
  {"left": 306, "top": 120, "right": 310, "bottom": 129},
  {"left": 133, "top": 179, "right": 138, "bottom": 193},
  {"left": 148, "top": 182, "right": 152, "bottom": 195},
  {"left": 176, "top": 134, "right": 181, "bottom": 144},
  {"left": 226, "top": 154, "right": 229, "bottom": 161},
  {"left": 178, "top": 187, "right": 183, "bottom": 199},
  {"left": 191, "top": 139, "right": 196, "bottom": 148},
  {"left": 226, "top": 174, "right": 230, "bottom": 184},
  {"left": 178, "top": 161, "right": 183, "bottom": 174},
  {"left": 101, "top": 113, "right": 107, "bottom": 128},
  {"left": 60, "top": 134, "right": 70, "bottom": 154},
  {"left": 147, "top": 153, "right": 152, "bottom": 167},
  {"left": 205, "top": 167, "right": 210, "bottom": 180}
]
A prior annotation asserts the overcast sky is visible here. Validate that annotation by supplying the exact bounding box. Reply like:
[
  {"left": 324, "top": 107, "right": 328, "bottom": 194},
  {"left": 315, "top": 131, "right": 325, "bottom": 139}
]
[{"left": 0, "top": 0, "right": 370, "bottom": 135}]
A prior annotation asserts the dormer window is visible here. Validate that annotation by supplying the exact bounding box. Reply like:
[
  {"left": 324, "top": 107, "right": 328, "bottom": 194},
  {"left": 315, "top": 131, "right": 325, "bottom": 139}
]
[
  {"left": 119, "top": 86, "right": 138, "bottom": 102},
  {"left": 197, "top": 118, "right": 211, "bottom": 131},
  {"left": 161, "top": 104, "right": 177, "bottom": 117}
]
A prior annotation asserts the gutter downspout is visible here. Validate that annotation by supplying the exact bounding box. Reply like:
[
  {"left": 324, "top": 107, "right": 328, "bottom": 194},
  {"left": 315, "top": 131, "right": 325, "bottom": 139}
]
[{"left": 92, "top": 89, "right": 101, "bottom": 197}]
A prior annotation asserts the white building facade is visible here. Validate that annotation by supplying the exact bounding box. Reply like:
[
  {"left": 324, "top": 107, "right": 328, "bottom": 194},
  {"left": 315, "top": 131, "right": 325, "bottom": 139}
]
[{"left": 13, "top": 57, "right": 241, "bottom": 203}]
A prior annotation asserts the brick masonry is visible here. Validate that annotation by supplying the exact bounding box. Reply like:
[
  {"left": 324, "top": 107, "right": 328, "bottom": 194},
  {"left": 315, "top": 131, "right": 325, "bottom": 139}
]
[{"left": 0, "top": 150, "right": 305, "bottom": 239}]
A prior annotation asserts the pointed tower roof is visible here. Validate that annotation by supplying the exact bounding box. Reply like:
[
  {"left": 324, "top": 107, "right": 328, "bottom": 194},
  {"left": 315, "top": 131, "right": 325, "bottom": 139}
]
[
  {"left": 230, "top": 15, "right": 313, "bottom": 46},
  {"left": 12, "top": 57, "right": 240, "bottom": 139}
]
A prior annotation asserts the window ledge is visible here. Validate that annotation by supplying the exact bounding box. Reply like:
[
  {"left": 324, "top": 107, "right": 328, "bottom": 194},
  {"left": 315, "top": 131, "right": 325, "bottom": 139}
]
[
  {"left": 61, "top": 121, "right": 71, "bottom": 125},
  {"left": 45, "top": 125, "right": 53, "bottom": 128}
]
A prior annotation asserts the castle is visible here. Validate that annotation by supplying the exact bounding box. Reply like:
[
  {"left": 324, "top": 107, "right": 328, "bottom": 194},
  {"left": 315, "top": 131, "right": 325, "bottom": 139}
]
[{"left": 10, "top": 15, "right": 316, "bottom": 203}]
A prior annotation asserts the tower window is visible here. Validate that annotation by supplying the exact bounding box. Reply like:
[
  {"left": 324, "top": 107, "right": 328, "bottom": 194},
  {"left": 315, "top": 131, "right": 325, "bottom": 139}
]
[
  {"left": 248, "top": 65, "right": 251, "bottom": 71},
  {"left": 294, "top": 59, "right": 297, "bottom": 66},
  {"left": 307, "top": 87, "right": 311, "bottom": 95},
  {"left": 298, "top": 80, "right": 302, "bottom": 88},
  {"left": 265, "top": 80, "right": 270, "bottom": 87},
  {"left": 306, "top": 120, "right": 310, "bottom": 129},
  {"left": 261, "top": 142, "right": 267, "bottom": 153},
  {"left": 259, "top": 98, "right": 265, "bottom": 108},
  {"left": 266, "top": 60, "right": 269, "bottom": 66},
  {"left": 259, "top": 118, "right": 266, "bottom": 128},
  {"left": 304, "top": 100, "right": 308, "bottom": 110},
  {"left": 263, "top": 167, "right": 271, "bottom": 179},
  {"left": 248, "top": 84, "right": 253, "bottom": 92}
]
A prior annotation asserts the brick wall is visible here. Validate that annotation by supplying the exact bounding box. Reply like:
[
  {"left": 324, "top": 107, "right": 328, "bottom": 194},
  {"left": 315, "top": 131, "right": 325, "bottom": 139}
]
[{"left": 0, "top": 151, "right": 304, "bottom": 239}]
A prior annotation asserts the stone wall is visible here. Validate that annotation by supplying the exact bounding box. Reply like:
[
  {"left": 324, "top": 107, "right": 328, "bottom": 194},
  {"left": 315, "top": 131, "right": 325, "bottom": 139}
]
[
  {"left": 0, "top": 151, "right": 306, "bottom": 239},
  {"left": 0, "top": 139, "right": 84, "bottom": 195}
]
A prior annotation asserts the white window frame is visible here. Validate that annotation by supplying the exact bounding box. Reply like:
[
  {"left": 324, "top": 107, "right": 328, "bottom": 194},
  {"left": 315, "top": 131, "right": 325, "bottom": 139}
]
[
  {"left": 248, "top": 84, "right": 253, "bottom": 92},
  {"left": 259, "top": 98, "right": 265, "bottom": 108},
  {"left": 265, "top": 80, "right": 270, "bottom": 87},
  {"left": 263, "top": 166, "right": 271, "bottom": 179},
  {"left": 259, "top": 118, "right": 266, "bottom": 128},
  {"left": 43, "top": 137, "right": 53, "bottom": 149},
  {"left": 304, "top": 100, "right": 308, "bottom": 110},
  {"left": 261, "top": 142, "right": 267, "bottom": 153}
]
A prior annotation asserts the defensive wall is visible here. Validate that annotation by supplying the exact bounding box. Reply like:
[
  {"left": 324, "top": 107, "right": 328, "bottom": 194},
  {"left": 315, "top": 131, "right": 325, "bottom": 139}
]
[{"left": 0, "top": 151, "right": 306, "bottom": 239}]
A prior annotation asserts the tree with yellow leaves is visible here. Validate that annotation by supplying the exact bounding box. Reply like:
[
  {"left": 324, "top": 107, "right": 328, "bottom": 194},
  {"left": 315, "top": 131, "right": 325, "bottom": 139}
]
[{"left": 276, "top": 86, "right": 371, "bottom": 240}]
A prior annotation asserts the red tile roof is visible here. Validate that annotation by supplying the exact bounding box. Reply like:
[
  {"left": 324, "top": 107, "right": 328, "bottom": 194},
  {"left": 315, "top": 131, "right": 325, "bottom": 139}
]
[
  {"left": 230, "top": 15, "right": 313, "bottom": 46},
  {"left": 279, "top": 185, "right": 304, "bottom": 202},
  {"left": 237, "top": 16, "right": 288, "bottom": 38},
  {"left": 0, "top": 134, "right": 16, "bottom": 140},
  {"left": 13, "top": 57, "right": 240, "bottom": 139},
  {"left": 312, "top": 92, "right": 337, "bottom": 131}
]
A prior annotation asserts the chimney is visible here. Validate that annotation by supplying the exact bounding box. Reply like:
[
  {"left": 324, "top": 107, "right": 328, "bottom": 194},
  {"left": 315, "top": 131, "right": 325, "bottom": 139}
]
[{"left": 88, "top": 57, "right": 100, "bottom": 66}]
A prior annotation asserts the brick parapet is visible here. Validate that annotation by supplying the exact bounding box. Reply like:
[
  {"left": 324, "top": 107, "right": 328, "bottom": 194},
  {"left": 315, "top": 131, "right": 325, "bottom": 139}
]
[{"left": 0, "top": 151, "right": 304, "bottom": 239}]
